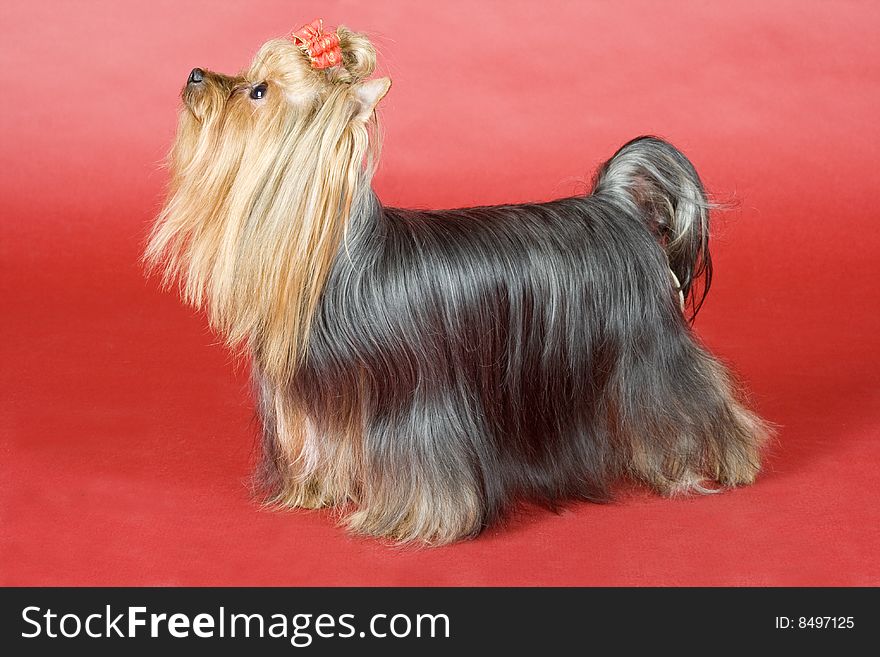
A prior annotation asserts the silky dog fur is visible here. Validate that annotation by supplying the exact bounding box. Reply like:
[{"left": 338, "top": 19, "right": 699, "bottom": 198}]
[{"left": 146, "top": 25, "right": 768, "bottom": 544}]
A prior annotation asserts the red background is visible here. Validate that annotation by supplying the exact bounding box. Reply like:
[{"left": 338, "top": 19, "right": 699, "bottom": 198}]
[{"left": 2, "top": 1, "right": 878, "bottom": 586}]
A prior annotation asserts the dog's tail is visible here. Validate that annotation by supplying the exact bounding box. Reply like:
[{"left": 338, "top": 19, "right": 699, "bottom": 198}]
[{"left": 592, "top": 136, "right": 713, "bottom": 318}]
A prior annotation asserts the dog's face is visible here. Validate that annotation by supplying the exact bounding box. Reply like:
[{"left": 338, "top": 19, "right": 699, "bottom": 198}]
[
  {"left": 173, "top": 36, "right": 389, "bottom": 187},
  {"left": 178, "top": 40, "right": 321, "bottom": 144},
  {"left": 147, "top": 30, "right": 390, "bottom": 381}
]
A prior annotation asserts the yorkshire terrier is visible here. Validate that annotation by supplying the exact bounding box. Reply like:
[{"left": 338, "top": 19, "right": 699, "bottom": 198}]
[{"left": 146, "top": 20, "right": 768, "bottom": 544}]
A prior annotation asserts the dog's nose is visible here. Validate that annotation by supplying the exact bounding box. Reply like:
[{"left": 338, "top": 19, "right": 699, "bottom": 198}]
[{"left": 187, "top": 68, "right": 205, "bottom": 85}]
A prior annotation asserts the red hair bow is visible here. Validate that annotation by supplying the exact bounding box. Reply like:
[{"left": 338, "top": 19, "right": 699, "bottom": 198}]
[{"left": 292, "top": 19, "right": 342, "bottom": 70}]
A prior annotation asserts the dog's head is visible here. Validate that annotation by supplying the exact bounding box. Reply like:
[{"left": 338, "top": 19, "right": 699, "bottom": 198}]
[
  {"left": 147, "top": 24, "right": 390, "bottom": 380},
  {"left": 179, "top": 28, "right": 389, "bottom": 133}
]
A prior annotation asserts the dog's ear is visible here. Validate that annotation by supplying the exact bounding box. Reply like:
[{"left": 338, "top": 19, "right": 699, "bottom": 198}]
[{"left": 351, "top": 77, "right": 391, "bottom": 122}]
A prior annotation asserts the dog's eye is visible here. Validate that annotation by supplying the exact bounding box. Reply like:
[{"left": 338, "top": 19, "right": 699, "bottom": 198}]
[{"left": 250, "top": 83, "right": 268, "bottom": 100}]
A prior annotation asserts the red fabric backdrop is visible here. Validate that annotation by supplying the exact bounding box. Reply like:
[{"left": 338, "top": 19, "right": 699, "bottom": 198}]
[{"left": 2, "top": 1, "right": 878, "bottom": 586}]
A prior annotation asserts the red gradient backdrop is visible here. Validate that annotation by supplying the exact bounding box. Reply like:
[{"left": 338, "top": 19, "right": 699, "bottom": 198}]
[{"left": 2, "top": 1, "right": 878, "bottom": 586}]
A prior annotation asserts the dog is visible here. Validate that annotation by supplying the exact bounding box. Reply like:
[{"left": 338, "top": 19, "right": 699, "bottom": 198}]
[{"left": 146, "top": 20, "right": 768, "bottom": 544}]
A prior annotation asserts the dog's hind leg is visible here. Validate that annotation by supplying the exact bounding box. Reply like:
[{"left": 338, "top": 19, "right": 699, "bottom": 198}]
[{"left": 613, "top": 322, "right": 769, "bottom": 496}]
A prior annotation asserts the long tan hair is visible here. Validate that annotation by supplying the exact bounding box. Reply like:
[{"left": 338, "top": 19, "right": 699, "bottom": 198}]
[{"left": 146, "top": 29, "right": 390, "bottom": 382}]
